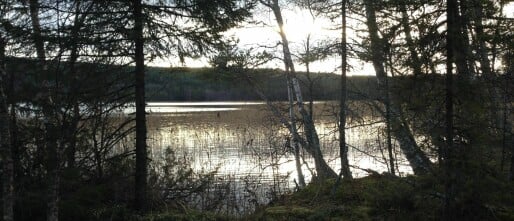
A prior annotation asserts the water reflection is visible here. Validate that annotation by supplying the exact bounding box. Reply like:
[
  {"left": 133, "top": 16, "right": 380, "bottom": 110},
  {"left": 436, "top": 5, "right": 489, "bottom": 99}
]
[
  {"left": 144, "top": 101, "right": 413, "bottom": 213},
  {"left": 139, "top": 102, "right": 412, "bottom": 215}
]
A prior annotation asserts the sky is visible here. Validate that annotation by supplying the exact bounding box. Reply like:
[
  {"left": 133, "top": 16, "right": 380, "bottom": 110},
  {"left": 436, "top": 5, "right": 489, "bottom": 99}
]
[
  {"left": 153, "top": 3, "right": 373, "bottom": 75},
  {"left": 151, "top": 2, "right": 514, "bottom": 76}
]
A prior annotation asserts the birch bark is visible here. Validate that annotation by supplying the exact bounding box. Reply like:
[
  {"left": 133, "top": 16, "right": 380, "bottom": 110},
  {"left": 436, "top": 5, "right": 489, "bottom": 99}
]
[{"left": 261, "top": 0, "right": 337, "bottom": 178}]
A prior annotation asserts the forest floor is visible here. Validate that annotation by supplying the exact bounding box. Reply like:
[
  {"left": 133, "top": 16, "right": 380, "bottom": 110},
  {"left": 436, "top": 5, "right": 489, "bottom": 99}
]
[
  {"left": 247, "top": 174, "right": 514, "bottom": 221},
  {"left": 144, "top": 173, "right": 514, "bottom": 221}
]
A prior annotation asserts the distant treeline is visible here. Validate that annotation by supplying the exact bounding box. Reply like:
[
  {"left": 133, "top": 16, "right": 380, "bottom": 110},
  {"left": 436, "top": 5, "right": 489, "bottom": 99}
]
[
  {"left": 10, "top": 58, "right": 476, "bottom": 103},
  {"left": 8, "top": 58, "right": 380, "bottom": 103},
  {"left": 145, "top": 66, "right": 380, "bottom": 102},
  {"left": 7, "top": 58, "right": 133, "bottom": 105}
]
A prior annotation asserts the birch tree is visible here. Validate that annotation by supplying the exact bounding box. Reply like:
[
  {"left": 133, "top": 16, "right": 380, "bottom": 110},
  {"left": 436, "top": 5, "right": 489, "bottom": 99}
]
[{"left": 259, "top": 0, "right": 337, "bottom": 179}]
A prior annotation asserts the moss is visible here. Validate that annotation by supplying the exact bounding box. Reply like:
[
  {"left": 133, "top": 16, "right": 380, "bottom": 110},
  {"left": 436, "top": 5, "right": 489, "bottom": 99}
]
[
  {"left": 248, "top": 175, "right": 431, "bottom": 220},
  {"left": 144, "top": 210, "right": 233, "bottom": 221},
  {"left": 264, "top": 206, "right": 314, "bottom": 220},
  {"left": 348, "top": 206, "right": 372, "bottom": 221},
  {"left": 144, "top": 174, "right": 514, "bottom": 221}
]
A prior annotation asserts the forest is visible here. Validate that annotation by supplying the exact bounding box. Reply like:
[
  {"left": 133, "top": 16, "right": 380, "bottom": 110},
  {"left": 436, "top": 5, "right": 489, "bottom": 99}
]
[{"left": 0, "top": 0, "right": 513, "bottom": 220}]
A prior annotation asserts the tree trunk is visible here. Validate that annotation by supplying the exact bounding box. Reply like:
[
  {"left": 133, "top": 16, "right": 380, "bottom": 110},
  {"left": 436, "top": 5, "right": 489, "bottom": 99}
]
[
  {"left": 444, "top": 0, "right": 457, "bottom": 218},
  {"left": 92, "top": 114, "right": 104, "bottom": 180},
  {"left": 399, "top": 1, "right": 422, "bottom": 76},
  {"left": 507, "top": 99, "right": 513, "bottom": 181},
  {"left": 67, "top": 104, "right": 79, "bottom": 169},
  {"left": 43, "top": 97, "right": 60, "bottom": 221},
  {"left": 29, "top": 1, "right": 60, "bottom": 220},
  {"left": 470, "top": 0, "right": 513, "bottom": 163},
  {"left": 287, "top": 81, "right": 305, "bottom": 188},
  {"left": 266, "top": 0, "right": 336, "bottom": 179},
  {"left": 363, "top": 0, "right": 431, "bottom": 175},
  {"left": 244, "top": 75, "right": 336, "bottom": 180},
  {"left": 509, "top": 134, "right": 514, "bottom": 181},
  {"left": 9, "top": 89, "right": 19, "bottom": 187},
  {"left": 454, "top": 0, "right": 473, "bottom": 80},
  {"left": 339, "top": 0, "right": 352, "bottom": 180},
  {"left": 470, "top": 0, "right": 491, "bottom": 76},
  {"left": 29, "top": 0, "right": 45, "bottom": 65},
  {"left": 508, "top": 64, "right": 514, "bottom": 182},
  {"left": 384, "top": 75, "right": 395, "bottom": 175},
  {"left": 304, "top": 35, "right": 314, "bottom": 118},
  {"left": 65, "top": 0, "right": 89, "bottom": 169},
  {"left": 133, "top": 0, "right": 148, "bottom": 212},
  {"left": 0, "top": 33, "right": 14, "bottom": 221}
]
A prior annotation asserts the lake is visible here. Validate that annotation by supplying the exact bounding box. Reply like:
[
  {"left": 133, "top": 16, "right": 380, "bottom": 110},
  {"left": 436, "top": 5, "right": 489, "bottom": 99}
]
[{"left": 139, "top": 101, "right": 412, "bottom": 214}]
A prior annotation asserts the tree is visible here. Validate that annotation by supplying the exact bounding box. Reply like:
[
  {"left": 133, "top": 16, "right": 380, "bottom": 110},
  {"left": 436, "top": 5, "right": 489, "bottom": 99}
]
[
  {"left": 132, "top": 0, "right": 147, "bottom": 212},
  {"left": 129, "top": 0, "right": 254, "bottom": 211},
  {"left": 64, "top": 0, "right": 95, "bottom": 170},
  {"left": 294, "top": 0, "right": 354, "bottom": 181},
  {"left": 0, "top": 22, "right": 14, "bottom": 221},
  {"left": 287, "top": 76, "right": 306, "bottom": 188},
  {"left": 506, "top": 48, "right": 514, "bottom": 182},
  {"left": 26, "top": 1, "right": 61, "bottom": 220},
  {"left": 0, "top": 0, "right": 253, "bottom": 218},
  {"left": 362, "top": 0, "right": 431, "bottom": 175},
  {"left": 1, "top": 1, "right": 131, "bottom": 220},
  {"left": 338, "top": 0, "right": 352, "bottom": 180},
  {"left": 259, "top": 0, "right": 337, "bottom": 179},
  {"left": 443, "top": 0, "right": 456, "bottom": 218},
  {"left": 398, "top": 0, "right": 422, "bottom": 77}
]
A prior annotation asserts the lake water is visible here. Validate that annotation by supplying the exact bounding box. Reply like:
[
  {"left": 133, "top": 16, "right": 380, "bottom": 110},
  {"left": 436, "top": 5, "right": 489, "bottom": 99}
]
[{"left": 141, "top": 101, "right": 412, "bottom": 214}]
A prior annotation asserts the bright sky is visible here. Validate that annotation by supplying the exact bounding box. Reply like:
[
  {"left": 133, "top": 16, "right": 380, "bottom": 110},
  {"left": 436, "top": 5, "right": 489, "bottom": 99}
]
[
  {"left": 158, "top": 9, "right": 327, "bottom": 70},
  {"left": 152, "top": 3, "right": 371, "bottom": 75},
  {"left": 504, "top": 3, "right": 514, "bottom": 18},
  {"left": 152, "top": 2, "right": 514, "bottom": 76},
  {"left": 225, "top": 8, "right": 346, "bottom": 73}
]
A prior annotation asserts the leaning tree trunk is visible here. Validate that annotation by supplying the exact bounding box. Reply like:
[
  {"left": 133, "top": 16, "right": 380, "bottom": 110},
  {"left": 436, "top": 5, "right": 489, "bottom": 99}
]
[
  {"left": 363, "top": 0, "right": 432, "bottom": 175},
  {"left": 133, "top": 0, "right": 148, "bottom": 212},
  {"left": 264, "top": 0, "right": 337, "bottom": 179},
  {"left": 244, "top": 74, "right": 336, "bottom": 180},
  {"left": 287, "top": 79, "right": 306, "bottom": 188},
  {"left": 470, "top": 0, "right": 514, "bottom": 165},
  {"left": 0, "top": 33, "right": 14, "bottom": 221}
]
